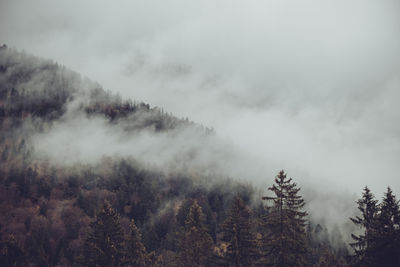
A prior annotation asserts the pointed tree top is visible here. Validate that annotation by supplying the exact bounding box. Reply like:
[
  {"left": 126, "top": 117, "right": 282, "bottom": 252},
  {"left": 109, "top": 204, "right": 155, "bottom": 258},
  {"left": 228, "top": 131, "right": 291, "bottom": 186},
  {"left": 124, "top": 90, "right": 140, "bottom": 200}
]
[{"left": 185, "top": 200, "right": 206, "bottom": 229}]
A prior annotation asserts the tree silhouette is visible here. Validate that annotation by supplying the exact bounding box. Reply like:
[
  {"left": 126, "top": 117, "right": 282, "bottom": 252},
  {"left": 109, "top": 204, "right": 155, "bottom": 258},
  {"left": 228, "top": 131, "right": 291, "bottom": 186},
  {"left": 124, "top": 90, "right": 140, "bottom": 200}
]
[
  {"left": 124, "top": 218, "right": 148, "bottom": 267},
  {"left": 349, "top": 186, "right": 378, "bottom": 265},
  {"left": 179, "top": 200, "right": 213, "bottom": 267},
  {"left": 82, "top": 201, "right": 125, "bottom": 267},
  {"left": 261, "top": 170, "right": 308, "bottom": 267},
  {"left": 221, "top": 195, "right": 257, "bottom": 266},
  {"left": 372, "top": 187, "right": 400, "bottom": 266}
]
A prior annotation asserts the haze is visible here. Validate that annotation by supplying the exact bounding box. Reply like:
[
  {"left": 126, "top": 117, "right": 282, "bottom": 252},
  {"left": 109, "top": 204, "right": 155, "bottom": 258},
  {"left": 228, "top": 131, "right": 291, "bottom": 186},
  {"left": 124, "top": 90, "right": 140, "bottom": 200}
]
[{"left": 1, "top": 0, "right": 400, "bottom": 196}]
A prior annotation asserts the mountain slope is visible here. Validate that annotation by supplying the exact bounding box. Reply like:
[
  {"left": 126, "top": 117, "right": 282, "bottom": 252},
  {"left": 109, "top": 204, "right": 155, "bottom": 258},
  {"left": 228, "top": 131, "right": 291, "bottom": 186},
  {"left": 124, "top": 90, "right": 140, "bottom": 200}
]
[{"left": 0, "top": 46, "right": 350, "bottom": 266}]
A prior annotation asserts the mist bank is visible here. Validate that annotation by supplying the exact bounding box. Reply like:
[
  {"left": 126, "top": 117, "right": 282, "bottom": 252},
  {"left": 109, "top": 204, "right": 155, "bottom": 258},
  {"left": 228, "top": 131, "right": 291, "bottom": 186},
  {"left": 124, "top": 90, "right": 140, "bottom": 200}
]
[
  {"left": 1, "top": 2, "right": 399, "bottom": 264},
  {"left": 0, "top": 46, "right": 366, "bottom": 250},
  {"left": 1, "top": 0, "right": 399, "bottom": 196}
]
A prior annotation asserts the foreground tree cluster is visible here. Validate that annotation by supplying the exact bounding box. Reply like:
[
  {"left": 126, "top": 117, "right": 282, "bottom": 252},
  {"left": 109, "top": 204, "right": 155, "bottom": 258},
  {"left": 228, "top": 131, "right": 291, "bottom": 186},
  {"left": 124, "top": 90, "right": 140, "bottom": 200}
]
[
  {"left": 350, "top": 186, "right": 400, "bottom": 266},
  {"left": 1, "top": 164, "right": 351, "bottom": 267},
  {"left": 76, "top": 170, "right": 315, "bottom": 267}
]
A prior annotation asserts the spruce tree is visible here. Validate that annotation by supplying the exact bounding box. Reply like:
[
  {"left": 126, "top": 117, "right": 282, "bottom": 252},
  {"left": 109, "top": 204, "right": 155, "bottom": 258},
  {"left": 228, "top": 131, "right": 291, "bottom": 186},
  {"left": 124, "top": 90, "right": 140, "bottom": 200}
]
[
  {"left": 179, "top": 200, "right": 213, "bottom": 267},
  {"left": 261, "top": 170, "right": 308, "bottom": 267},
  {"left": 124, "top": 218, "right": 148, "bottom": 267},
  {"left": 349, "top": 186, "right": 378, "bottom": 266},
  {"left": 82, "top": 201, "right": 125, "bottom": 267},
  {"left": 147, "top": 251, "right": 164, "bottom": 267},
  {"left": 372, "top": 187, "right": 400, "bottom": 266},
  {"left": 221, "top": 195, "right": 257, "bottom": 266}
]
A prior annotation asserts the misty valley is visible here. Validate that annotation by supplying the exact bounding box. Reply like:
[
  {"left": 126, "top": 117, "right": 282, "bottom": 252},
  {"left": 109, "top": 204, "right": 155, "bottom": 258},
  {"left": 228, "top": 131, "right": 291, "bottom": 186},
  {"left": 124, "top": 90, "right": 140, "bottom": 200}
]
[{"left": 0, "top": 46, "right": 399, "bottom": 267}]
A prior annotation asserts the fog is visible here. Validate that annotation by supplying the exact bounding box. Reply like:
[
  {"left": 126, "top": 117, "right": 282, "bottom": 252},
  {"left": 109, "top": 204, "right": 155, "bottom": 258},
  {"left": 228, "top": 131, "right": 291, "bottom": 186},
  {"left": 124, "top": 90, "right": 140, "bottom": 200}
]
[{"left": 1, "top": 0, "right": 400, "bottom": 198}]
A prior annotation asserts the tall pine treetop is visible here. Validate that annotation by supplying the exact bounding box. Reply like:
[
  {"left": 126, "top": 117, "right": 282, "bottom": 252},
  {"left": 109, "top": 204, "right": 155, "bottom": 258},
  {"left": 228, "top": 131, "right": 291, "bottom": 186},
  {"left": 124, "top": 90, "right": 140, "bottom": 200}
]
[
  {"left": 124, "top": 218, "right": 148, "bottom": 267},
  {"left": 179, "top": 200, "right": 213, "bottom": 267},
  {"left": 261, "top": 170, "right": 308, "bottom": 267},
  {"left": 83, "top": 201, "right": 125, "bottom": 267},
  {"left": 185, "top": 200, "right": 207, "bottom": 230},
  {"left": 379, "top": 187, "right": 400, "bottom": 228},
  {"left": 349, "top": 186, "right": 379, "bottom": 265},
  {"left": 221, "top": 195, "right": 257, "bottom": 266},
  {"left": 350, "top": 186, "right": 378, "bottom": 230}
]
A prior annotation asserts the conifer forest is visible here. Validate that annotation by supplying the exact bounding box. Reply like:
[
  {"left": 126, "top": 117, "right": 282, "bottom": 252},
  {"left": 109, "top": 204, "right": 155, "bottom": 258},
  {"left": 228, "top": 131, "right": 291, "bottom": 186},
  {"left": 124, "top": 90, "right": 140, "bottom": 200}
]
[{"left": 1, "top": 1, "right": 400, "bottom": 266}]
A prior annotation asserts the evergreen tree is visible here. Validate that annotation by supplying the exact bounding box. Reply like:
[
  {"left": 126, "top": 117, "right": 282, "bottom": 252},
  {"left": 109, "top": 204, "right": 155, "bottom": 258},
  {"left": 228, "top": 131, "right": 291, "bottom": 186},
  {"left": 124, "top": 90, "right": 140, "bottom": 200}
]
[
  {"left": 315, "top": 250, "right": 347, "bottom": 267},
  {"left": 220, "top": 195, "right": 257, "bottom": 266},
  {"left": 261, "top": 170, "right": 308, "bottom": 267},
  {"left": 82, "top": 201, "right": 125, "bottom": 267},
  {"left": 147, "top": 251, "right": 164, "bottom": 267},
  {"left": 124, "top": 218, "right": 148, "bottom": 267},
  {"left": 0, "top": 234, "right": 26, "bottom": 267},
  {"left": 371, "top": 187, "right": 400, "bottom": 266},
  {"left": 349, "top": 186, "right": 378, "bottom": 266},
  {"left": 179, "top": 200, "right": 213, "bottom": 267}
]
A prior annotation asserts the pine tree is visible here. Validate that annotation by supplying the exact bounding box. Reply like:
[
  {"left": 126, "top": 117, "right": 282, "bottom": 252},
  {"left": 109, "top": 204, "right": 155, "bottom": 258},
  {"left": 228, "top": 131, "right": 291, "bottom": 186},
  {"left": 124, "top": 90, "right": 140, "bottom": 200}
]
[
  {"left": 371, "top": 187, "right": 400, "bottom": 266},
  {"left": 124, "top": 218, "right": 148, "bottom": 267},
  {"left": 316, "top": 250, "right": 347, "bottom": 267},
  {"left": 82, "top": 201, "right": 125, "bottom": 267},
  {"left": 179, "top": 200, "right": 213, "bottom": 267},
  {"left": 147, "top": 251, "right": 164, "bottom": 267},
  {"left": 261, "top": 170, "right": 308, "bottom": 267},
  {"left": 349, "top": 186, "right": 378, "bottom": 266},
  {"left": 0, "top": 234, "right": 26, "bottom": 267},
  {"left": 220, "top": 195, "right": 257, "bottom": 266}
]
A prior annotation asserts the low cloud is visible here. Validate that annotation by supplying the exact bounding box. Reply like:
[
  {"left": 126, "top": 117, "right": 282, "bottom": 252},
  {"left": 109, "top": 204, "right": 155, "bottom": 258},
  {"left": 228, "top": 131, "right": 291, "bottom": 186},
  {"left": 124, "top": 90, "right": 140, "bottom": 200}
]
[{"left": 2, "top": 0, "right": 400, "bottom": 242}]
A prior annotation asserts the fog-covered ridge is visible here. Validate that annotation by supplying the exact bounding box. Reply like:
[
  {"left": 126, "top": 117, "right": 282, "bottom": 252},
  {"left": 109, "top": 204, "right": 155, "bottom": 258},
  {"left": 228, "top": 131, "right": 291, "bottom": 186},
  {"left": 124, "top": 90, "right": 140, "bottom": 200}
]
[
  {"left": 1, "top": 1, "right": 400, "bottom": 265},
  {"left": 2, "top": 0, "right": 400, "bottom": 195},
  {"left": 0, "top": 45, "right": 358, "bottom": 247}
]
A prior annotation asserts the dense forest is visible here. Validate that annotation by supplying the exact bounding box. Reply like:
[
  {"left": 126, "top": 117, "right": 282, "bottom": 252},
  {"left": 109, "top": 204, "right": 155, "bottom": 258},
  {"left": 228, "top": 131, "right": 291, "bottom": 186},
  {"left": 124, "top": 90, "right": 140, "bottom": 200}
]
[{"left": 1, "top": 46, "right": 399, "bottom": 266}]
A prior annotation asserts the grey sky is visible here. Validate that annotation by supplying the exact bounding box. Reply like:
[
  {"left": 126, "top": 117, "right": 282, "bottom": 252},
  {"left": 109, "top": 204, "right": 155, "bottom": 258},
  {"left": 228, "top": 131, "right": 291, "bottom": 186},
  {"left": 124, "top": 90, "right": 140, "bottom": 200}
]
[{"left": 1, "top": 0, "right": 400, "bottom": 197}]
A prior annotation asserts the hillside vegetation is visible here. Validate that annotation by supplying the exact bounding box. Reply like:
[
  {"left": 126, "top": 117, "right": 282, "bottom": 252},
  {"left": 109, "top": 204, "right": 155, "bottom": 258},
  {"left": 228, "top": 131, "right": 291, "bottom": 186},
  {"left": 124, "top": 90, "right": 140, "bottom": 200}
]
[{"left": 1, "top": 46, "right": 399, "bottom": 266}]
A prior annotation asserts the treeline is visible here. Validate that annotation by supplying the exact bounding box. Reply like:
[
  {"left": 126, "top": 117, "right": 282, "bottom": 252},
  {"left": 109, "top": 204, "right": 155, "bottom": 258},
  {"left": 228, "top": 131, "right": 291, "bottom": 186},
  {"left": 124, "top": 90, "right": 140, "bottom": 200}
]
[
  {"left": 1, "top": 46, "right": 400, "bottom": 266},
  {"left": 0, "top": 46, "right": 212, "bottom": 134},
  {"left": 0, "top": 155, "right": 253, "bottom": 266},
  {"left": 0, "top": 164, "right": 343, "bottom": 266},
  {"left": 1, "top": 159, "right": 399, "bottom": 266}
]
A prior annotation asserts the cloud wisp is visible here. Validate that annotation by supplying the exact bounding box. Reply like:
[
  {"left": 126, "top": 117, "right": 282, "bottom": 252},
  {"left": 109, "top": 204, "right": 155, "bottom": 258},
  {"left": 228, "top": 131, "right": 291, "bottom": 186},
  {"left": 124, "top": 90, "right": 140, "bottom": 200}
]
[{"left": 1, "top": 0, "right": 400, "bottom": 195}]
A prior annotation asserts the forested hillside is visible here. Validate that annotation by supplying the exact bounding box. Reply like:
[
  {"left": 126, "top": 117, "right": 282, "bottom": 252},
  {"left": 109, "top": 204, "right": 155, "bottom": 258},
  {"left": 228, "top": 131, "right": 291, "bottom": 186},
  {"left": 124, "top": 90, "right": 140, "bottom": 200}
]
[{"left": 1, "top": 46, "right": 399, "bottom": 266}]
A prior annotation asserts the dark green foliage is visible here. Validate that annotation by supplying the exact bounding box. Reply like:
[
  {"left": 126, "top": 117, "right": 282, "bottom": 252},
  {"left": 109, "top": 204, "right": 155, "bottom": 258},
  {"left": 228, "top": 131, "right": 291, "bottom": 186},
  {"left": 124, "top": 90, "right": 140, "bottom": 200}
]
[
  {"left": 220, "top": 195, "right": 257, "bottom": 266},
  {"left": 179, "top": 201, "right": 214, "bottom": 267},
  {"left": 316, "top": 250, "right": 347, "bottom": 267},
  {"left": 82, "top": 201, "right": 125, "bottom": 267},
  {"left": 306, "top": 223, "right": 348, "bottom": 266},
  {"left": 261, "top": 170, "right": 308, "bottom": 267},
  {"left": 124, "top": 218, "right": 148, "bottom": 267},
  {"left": 349, "top": 186, "right": 400, "bottom": 267},
  {"left": 177, "top": 197, "right": 217, "bottom": 242},
  {"left": 0, "top": 234, "right": 26, "bottom": 267},
  {"left": 349, "top": 186, "right": 378, "bottom": 265},
  {"left": 370, "top": 187, "right": 400, "bottom": 266},
  {"left": 4, "top": 46, "right": 400, "bottom": 267}
]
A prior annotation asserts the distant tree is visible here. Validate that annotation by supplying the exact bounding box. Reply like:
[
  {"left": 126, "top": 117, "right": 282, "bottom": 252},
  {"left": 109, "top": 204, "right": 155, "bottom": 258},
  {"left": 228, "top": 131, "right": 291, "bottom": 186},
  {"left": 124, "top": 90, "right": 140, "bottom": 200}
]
[
  {"left": 147, "top": 251, "right": 164, "bottom": 267},
  {"left": 0, "top": 234, "right": 26, "bottom": 267},
  {"left": 82, "top": 201, "right": 125, "bottom": 267},
  {"left": 316, "top": 250, "right": 347, "bottom": 267},
  {"left": 261, "top": 170, "right": 308, "bottom": 267},
  {"left": 349, "top": 186, "right": 378, "bottom": 266},
  {"left": 179, "top": 200, "right": 213, "bottom": 267},
  {"left": 306, "top": 223, "right": 348, "bottom": 266},
  {"left": 220, "top": 195, "right": 257, "bottom": 266},
  {"left": 124, "top": 218, "right": 148, "bottom": 267}
]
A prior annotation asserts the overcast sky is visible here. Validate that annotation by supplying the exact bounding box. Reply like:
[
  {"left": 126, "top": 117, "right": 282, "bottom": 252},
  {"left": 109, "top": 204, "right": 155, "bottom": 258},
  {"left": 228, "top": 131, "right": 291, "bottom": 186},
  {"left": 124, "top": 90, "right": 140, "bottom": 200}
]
[{"left": 1, "top": 0, "right": 400, "bottom": 196}]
